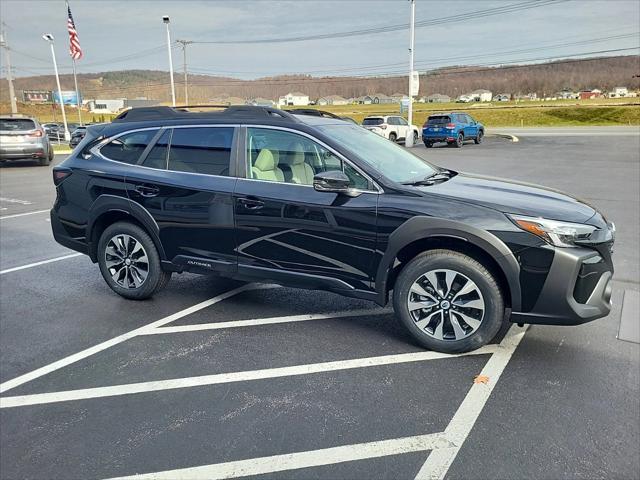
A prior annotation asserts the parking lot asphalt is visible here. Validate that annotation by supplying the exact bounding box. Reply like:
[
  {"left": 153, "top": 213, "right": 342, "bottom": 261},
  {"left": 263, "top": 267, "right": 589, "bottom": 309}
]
[{"left": 1, "top": 132, "right": 638, "bottom": 480}]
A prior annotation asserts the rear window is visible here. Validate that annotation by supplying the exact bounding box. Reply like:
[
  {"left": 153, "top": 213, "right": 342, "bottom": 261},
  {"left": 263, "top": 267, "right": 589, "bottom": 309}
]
[
  {"left": 363, "top": 117, "right": 384, "bottom": 126},
  {"left": 427, "top": 116, "right": 451, "bottom": 125},
  {"left": 0, "top": 119, "right": 36, "bottom": 131},
  {"left": 167, "top": 127, "right": 233, "bottom": 176}
]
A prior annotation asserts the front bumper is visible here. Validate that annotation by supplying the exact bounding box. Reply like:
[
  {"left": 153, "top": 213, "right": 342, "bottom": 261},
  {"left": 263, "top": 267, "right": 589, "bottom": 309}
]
[
  {"left": 0, "top": 145, "right": 47, "bottom": 159},
  {"left": 511, "top": 246, "right": 613, "bottom": 325}
]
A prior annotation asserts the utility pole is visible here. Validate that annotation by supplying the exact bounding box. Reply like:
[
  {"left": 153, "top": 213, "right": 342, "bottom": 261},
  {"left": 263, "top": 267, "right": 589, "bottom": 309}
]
[
  {"left": 176, "top": 40, "right": 193, "bottom": 105},
  {"left": 0, "top": 24, "right": 18, "bottom": 114},
  {"left": 406, "top": 0, "right": 416, "bottom": 147}
]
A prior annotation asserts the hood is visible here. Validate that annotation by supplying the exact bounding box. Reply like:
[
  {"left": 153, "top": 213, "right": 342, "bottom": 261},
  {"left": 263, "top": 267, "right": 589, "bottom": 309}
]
[{"left": 420, "top": 172, "right": 596, "bottom": 223}]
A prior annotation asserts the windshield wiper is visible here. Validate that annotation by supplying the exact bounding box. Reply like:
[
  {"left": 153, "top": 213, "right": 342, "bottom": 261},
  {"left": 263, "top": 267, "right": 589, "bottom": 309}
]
[{"left": 402, "top": 169, "right": 454, "bottom": 186}]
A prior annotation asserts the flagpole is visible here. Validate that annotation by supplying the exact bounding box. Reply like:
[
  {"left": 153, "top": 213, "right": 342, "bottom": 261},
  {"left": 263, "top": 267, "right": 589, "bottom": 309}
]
[{"left": 71, "top": 58, "right": 82, "bottom": 125}]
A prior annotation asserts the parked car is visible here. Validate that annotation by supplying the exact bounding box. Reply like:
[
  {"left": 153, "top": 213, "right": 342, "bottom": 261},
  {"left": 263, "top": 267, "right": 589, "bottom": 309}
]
[
  {"left": 51, "top": 106, "right": 615, "bottom": 354},
  {"left": 42, "top": 122, "right": 62, "bottom": 141},
  {"left": 422, "top": 113, "right": 484, "bottom": 148},
  {"left": 69, "top": 126, "right": 88, "bottom": 148},
  {"left": 0, "top": 116, "right": 54, "bottom": 166},
  {"left": 362, "top": 115, "right": 420, "bottom": 144}
]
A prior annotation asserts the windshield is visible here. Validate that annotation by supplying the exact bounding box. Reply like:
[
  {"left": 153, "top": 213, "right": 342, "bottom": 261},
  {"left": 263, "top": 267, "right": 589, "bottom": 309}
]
[
  {"left": 427, "top": 116, "right": 451, "bottom": 125},
  {"left": 317, "top": 124, "right": 438, "bottom": 183},
  {"left": 362, "top": 117, "right": 383, "bottom": 126},
  {"left": 0, "top": 119, "right": 36, "bottom": 131}
]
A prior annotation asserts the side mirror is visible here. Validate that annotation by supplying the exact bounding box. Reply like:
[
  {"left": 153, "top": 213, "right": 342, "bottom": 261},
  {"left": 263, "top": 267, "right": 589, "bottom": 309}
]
[{"left": 313, "top": 170, "right": 359, "bottom": 197}]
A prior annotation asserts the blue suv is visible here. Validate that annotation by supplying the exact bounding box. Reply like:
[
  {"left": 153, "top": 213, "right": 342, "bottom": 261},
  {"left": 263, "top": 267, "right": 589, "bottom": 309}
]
[{"left": 422, "top": 113, "right": 484, "bottom": 148}]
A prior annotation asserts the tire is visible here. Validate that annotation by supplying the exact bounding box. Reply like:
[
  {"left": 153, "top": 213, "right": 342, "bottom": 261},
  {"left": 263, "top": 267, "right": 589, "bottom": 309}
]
[
  {"left": 392, "top": 249, "right": 504, "bottom": 353},
  {"left": 97, "top": 221, "right": 171, "bottom": 300},
  {"left": 474, "top": 130, "right": 484, "bottom": 144},
  {"left": 454, "top": 132, "right": 464, "bottom": 148},
  {"left": 388, "top": 132, "right": 397, "bottom": 143},
  {"left": 39, "top": 150, "right": 51, "bottom": 166},
  {"left": 413, "top": 131, "right": 419, "bottom": 144},
  {"left": 424, "top": 141, "right": 433, "bottom": 148}
]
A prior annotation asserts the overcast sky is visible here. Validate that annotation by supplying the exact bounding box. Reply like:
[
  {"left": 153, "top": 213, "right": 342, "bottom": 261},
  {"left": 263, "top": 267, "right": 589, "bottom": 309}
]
[{"left": 1, "top": 0, "right": 639, "bottom": 79}]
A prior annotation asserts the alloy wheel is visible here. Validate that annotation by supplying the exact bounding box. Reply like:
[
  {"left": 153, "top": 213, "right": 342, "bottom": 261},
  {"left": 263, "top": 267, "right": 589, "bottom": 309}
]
[
  {"left": 406, "top": 269, "right": 485, "bottom": 341},
  {"left": 105, "top": 234, "right": 149, "bottom": 289}
]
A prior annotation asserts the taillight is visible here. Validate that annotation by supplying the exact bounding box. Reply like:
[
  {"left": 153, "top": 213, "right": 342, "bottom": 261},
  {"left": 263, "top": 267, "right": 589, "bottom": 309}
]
[
  {"left": 53, "top": 168, "right": 72, "bottom": 186},
  {"left": 445, "top": 123, "right": 456, "bottom": 129},
  {"left": 29, "top": 129, "right": 44, "bottom": 137}
]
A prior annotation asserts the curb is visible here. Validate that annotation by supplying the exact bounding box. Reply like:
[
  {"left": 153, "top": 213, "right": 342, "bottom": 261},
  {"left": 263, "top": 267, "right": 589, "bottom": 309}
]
[{"left": 486, "top": 133, "right": 519, "bottom": 143}]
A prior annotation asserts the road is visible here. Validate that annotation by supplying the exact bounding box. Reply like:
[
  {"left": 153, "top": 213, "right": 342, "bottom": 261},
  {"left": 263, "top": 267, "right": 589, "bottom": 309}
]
[{"left": 0, "top": 131, "right": 638, "bottom": 480}]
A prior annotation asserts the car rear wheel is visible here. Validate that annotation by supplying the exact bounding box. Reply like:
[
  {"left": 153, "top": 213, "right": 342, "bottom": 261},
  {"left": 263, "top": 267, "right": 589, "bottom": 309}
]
[
  {"left": 97, "top": 222, "right": 171, "bottom": 300},
  {"left": 424, "top": 141, "right": 433, "bottom": 148},
  {"left": 454, "top": 133, "right": 464, "bottom": 148},
  {"left": 389, "top": 132, "right": 397, "bottom": 142},
  {"left": 474, "top": 130, "right": 484, "bottom": 144},
  {"left": 392, "top": 249, "right": 504, "bottom": 353},
  {"left": 413, "top": 131, "right": 419, "bottom": 144},
  {"left": 39, "top": 154, "right": 51, "bottom": 166}
]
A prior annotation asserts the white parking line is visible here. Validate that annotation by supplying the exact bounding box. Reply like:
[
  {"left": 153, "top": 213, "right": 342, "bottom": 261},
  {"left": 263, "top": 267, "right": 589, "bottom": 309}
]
[
  {"left": 0, "top": 253, "right": 83, "bottom": 275},
  {"left": 97, "top": 326, "right": 526, "bottom": 480},
  {"left": 110, "top": 433, "right": 450, "bottom": 480},
  {"left": 142, "top": 308, "right": 393, "bottom": 335},
  {"left": 0, "top": 197, "right": 33, "bottom": 206},
  {"left": 0, "top": 209, "right": 50, "bottom": 220},
  {"left": 414, "top": 325, "right": 528, "bottom": 480},
  {"left": 0, "top": 283, "right": 275, "bottom": 394},
  {"left": 0, "top": 345, "right": 498, "bottom": 408}
]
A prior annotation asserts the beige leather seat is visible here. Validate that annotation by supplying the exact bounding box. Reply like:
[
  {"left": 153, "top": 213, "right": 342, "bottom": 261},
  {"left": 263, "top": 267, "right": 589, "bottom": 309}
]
[
  {"left": 283, "top": 142, "right": 314, "bottom": 185},
  {"left": 252, "top": 148, "right": 284, "bottom": 182}
]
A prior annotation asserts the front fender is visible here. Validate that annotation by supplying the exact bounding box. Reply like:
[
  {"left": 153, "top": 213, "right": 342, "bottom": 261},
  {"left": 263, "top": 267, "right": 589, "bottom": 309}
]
[{"left": 375, "top": 216, "right": 522, "bottom": 310}]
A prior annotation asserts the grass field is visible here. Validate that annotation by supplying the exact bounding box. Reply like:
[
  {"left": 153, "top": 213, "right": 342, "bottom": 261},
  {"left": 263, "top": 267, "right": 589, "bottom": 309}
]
[{"left": 2, "top": 98, "right": 639, "bottom": 127}]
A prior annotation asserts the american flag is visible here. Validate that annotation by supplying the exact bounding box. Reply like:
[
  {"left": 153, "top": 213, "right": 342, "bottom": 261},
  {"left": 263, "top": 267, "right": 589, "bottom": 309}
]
[{"left": 67, "top": 2, "right": 83, "bottom": 60}]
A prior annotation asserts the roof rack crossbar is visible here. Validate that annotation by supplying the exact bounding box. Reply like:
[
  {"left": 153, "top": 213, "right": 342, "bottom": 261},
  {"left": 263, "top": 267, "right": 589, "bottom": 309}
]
[{"left": 112, "top": 105, "right": 299, "bottom": 123}]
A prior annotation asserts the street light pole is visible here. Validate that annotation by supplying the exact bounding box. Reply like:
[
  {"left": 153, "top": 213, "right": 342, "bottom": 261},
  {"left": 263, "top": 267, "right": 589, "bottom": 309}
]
[
  {"left": 43, "top": 34, "right": 70, "bottom": 142},
  {"left": 163, "top": 16, "right": 176, "bottom": 107},
  {"left": 406, "top": 0, "right": 416, "bottom": 147}
]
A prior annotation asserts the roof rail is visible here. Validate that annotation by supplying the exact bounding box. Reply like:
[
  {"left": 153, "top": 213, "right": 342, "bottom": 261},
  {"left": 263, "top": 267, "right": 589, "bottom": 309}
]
[
  {"left": 112, "top": 105, "right": 298, "bottom": 123},
  {"left": 286, "top": 109, "right": 342, "bottom": 119}
]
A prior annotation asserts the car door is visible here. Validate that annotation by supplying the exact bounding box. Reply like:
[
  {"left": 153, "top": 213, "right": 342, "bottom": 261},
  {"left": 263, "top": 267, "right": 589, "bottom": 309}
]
[
  {"left": 124, "top": 125, "right": 239, "bottom": 274},
  {"left": 396, "top": 116, "right": 410, "bottom": 139},
  {"left": 466, "top": 115, "right": 479, "bottom": 138},
  {"left": 233, "top": 126, "right": 379, "bottom": 292}
]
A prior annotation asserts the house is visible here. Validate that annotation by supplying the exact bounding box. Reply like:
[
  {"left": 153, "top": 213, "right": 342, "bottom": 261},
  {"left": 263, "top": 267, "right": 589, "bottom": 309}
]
[
  {"left": 87, "top": 98, "right": 126, "bottom": 113},
  {"left": 425, "top": 93, "right": 451, "bottom": 103},
  {"left": 371, "top": 93, "right": 394, "bottom": 104},
  {"left": 356, "top": 95, "right": 373, "bottom": 104},
  {"left": 390, "top": 93, "right": 407, "bottom": 103},
  {"left": 494, "top": 93, "right": 511, "bottom": 102},
  {"left": 578, "top": 89, "right": 602, "bottom": 100},
  {"left": 248, "top": 98, "right": 275, "bottom": 107},
  {"left": 456, "top": 94, "right": 474, "bottom": 103},
  {"left": 316, "top": 95, "right": 348, "bottom": 106},
  {"left": 557, "top": 89, "right": 577, "bottom": 99},
  {"left": 278, "top": 92, "right": 310, "bottom": 106},
  {"left": 514, "top": 93, "right": 537, "bottom": 101},
  {"left": 471, "top": 89, "right": 493, "bottom": 102},
  {"left": 608, "top": 87, "right": 629, "bottom": 98}
]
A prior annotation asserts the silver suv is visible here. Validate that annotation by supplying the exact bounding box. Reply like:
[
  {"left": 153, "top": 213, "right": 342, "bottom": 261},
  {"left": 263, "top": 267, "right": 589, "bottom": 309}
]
[{"left": 0, "top": 116, "right": 54, "bottom": 166}]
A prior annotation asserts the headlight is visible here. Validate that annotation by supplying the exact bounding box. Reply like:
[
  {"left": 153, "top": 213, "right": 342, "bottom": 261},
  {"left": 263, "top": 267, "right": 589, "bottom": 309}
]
[{"left": 508, "top": 214, "right": 597, "bottom": 248}]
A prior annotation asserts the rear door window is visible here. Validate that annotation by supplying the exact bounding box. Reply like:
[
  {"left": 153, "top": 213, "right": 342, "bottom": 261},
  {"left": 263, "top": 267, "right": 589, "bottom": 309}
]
[
  {"left": 167, "top": 127, "right": 234, "bottom": 176},
  {"left": 142, "top": 129, "right": 171, "bottom": 170},
  {"left": 100, "top": 129, "right": 158, "bottom": 164}
]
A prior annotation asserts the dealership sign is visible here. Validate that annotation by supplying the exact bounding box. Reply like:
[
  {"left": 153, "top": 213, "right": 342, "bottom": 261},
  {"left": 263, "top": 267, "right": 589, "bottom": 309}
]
[
  {"left": 52, "top": 90, "right": 82, "bottom": 106},
  {"left": 22, "top": 90, "right": 53, "bottom": 103}
]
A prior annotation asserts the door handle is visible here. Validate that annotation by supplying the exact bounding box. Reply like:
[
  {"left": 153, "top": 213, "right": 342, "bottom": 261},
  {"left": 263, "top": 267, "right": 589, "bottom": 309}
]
[
  {"left": 134, "top": 184, "right": 160, "bottom": 197},
  {"left": 238, "top": 197, "right": 264, "bottom": 210}
]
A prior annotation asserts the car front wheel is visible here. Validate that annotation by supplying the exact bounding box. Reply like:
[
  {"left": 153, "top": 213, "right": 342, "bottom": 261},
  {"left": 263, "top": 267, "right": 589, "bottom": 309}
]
[
  {"left": 97, "top": 222, "right": 171, "bottom": 300},
  {"left": 392, "top": 249, "right": 504, "bottom": 353},
  {"left": 474, "top": 130, "right": 484, "bottom": 144},
  {"left": 389, "top": 132, "right": 397, "bottom": 142}
]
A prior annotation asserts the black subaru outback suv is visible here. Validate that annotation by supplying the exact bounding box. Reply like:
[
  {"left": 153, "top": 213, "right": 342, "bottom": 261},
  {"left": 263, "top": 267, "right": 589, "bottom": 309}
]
[{"left": 51, "top": 106, "right": 615, "bottom": 353}]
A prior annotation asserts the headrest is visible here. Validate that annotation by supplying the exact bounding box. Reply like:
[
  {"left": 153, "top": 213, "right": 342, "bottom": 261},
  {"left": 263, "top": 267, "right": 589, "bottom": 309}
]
[{"left": 254, "top": 148, "right": 277, "bottom": 171}]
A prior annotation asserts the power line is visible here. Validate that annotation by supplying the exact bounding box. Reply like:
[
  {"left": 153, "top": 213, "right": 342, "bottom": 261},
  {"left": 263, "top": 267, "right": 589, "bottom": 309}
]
[{"left": 191, "top": 0, "right": 567, "bottom": 44}]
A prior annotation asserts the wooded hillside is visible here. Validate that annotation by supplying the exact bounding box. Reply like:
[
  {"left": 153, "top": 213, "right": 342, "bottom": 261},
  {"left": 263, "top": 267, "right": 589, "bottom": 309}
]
[{"left": 1, "top": 55, "right": 638, "bottom": 103}]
